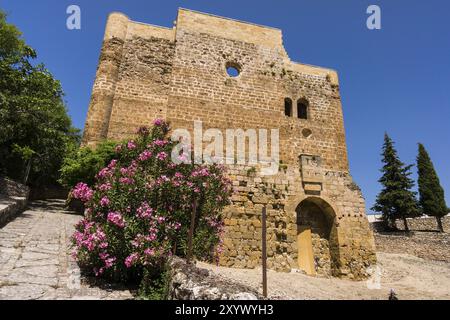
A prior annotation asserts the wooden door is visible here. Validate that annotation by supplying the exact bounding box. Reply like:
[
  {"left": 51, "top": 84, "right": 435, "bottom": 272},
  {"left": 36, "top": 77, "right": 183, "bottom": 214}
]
[{"left": 297, "top": 226, "right": 316, "bottom": 275}]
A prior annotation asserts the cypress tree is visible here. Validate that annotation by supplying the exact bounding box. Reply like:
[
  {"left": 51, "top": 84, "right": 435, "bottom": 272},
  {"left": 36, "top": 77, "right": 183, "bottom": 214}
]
[
  {"left": 372, "top": 134, "right": 420, "bottom": 230},
  {"left": 417, "top": 143, "right": 448, "bottom": 232}
]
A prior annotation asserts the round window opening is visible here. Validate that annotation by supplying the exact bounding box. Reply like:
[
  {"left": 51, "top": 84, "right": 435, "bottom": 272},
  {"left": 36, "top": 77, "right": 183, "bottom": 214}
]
[{"left": 226, "top": 62, "right": 241, "bottom": 77}]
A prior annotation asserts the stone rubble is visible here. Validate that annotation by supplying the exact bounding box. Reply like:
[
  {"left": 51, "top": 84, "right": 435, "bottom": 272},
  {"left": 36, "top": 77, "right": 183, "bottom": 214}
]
[{"left": 169, "top": 256, "right": 261, "bottom": 300}]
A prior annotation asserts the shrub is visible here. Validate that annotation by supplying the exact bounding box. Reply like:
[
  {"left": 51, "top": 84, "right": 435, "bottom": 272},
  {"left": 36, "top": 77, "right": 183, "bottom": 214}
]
[
  {"left": 59, "top": 140, "right": 117, "bottom": 189},
  {"left": 71, "top": 120, "right": 232, "bottom": 297}
]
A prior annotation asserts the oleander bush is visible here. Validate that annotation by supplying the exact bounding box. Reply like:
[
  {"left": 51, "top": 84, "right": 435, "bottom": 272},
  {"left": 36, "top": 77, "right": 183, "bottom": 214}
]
[{"left": 70, "top": 119, "right": 232, "bottom": 297}]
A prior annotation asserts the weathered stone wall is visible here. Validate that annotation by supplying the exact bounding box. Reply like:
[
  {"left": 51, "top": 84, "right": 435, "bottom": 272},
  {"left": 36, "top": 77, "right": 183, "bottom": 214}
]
[
  {"left": 221, "top": 164, "right": 376, "bottom": 279},
  {"left": 82, "top": 9, "right": 376, "bottom": 279}
]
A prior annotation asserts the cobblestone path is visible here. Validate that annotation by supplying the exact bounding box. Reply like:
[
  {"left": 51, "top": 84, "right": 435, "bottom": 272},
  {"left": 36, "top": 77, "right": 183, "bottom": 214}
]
[{"left": 0, "top": 200, "right": 133, "bottom": 300}]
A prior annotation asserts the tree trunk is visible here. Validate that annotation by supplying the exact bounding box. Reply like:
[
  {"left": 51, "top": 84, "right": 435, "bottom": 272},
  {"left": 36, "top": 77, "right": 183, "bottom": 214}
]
[
  {"left": 403, "top": 216, "right": 410, "bottom": 232},
  {"left": 436, "top": 216, "right": 444, "bottom": 233},
  {"left": 23, "top": 158, "right": 32, "bottom": 185}
]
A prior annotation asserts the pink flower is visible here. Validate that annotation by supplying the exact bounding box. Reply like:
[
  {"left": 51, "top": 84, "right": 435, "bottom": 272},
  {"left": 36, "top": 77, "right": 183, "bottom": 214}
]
[
  {"left": 137, "top": 202, "right": 154, "bottom": 219},
  {"left": 156, "top": 152, "right": 168, "bottom": 161},
  {"left": 168, "top": 163, "right": 177, "bottom": 169},
  {"left": 98, "top": 183, "right": 112, "bottom": 192},
  {"left": 138, "top": 150, "right": 152, "bottom": 161},
  {"left": 157, "top": 216, "right": 166, "bottom": 224},
  {"left": 147, "top": 233, "right": 157, "bottom": 242},
  {"left": 104, "top": 257, "right": 116, "bottom": 268},
  {"left": 72, "top": 183, "right": 93, "bottom": 203},
  {"left": 97, "top": 167, "right": 112, "bottom": 179},
  {"left": 120, "top": 164, "right": 137, "bottom": 177},
  {"left": 174, "top": 222, "right": 181, "bottom": 230},
  {"left": 125, "top": 253, "right": 139, "bottom": 268},
  {"left": 127, "top": 141, "right": 137, "bottom": 150},
  {"left": 115, "top": 145, "right": 123, "bottom": 153},
  {"left": 153, "top": 118, "right": 164, "bottom": 126},
  {"left": 119, "top": 177, "right": 134, "bottom": 185},
  {"left": 172, "top": 180, "right": 181, "bottom": 187},
  {"left": 175, "top": 172, "right": 184, "bottom": 179},
  {"left": 153, "top": 139, "right": 167, "bottom": 147},
  {"left": 107, "top": 212, "right": 125, "bottom": 228},
  {"left": 100, "top": 196, "right": 110, "bottom": 207},
  {"left": 94, "top": 267, "right": 105, "bottom": 276},
  {"left": 144, "top": 248, "right": 155, "bottom": 257},
  {"left": 192, "top": 167, "right": 210, "bottom": 177},
  {"left": 99, "top": 252, "right": 109, "bottom": 260},
  {"left": 108, "top": 159, "right": 118, "bottom": 169}
]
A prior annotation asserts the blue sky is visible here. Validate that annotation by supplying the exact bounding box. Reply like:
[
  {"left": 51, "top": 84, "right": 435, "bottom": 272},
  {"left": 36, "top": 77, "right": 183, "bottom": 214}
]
[{"left": 1, "top": 0, "right": 449, "bottom": 211}]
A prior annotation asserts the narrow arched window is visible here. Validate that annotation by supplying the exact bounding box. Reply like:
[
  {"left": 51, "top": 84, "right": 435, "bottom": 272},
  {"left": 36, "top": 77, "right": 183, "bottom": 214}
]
[
  {"left": 284, "top": 98, "right": 293, "bottom": 117},
  {"left": 297, "top": 99, "right": 309, "bottom": 120}
]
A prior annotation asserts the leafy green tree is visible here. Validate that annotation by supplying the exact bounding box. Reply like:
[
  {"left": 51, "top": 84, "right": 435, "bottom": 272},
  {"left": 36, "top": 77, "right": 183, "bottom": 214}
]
[
  {"left": 372, "top": 134, "right": 420, "bottom": 231},
  {"left": 59, "top": 140, "right": 118, "bottom": 189},
  {"left": 417, "top": 143, "right": 448, "bottom": 232},
  {"left": 0, "top": 10, "right": 79, "bottom": 186}
]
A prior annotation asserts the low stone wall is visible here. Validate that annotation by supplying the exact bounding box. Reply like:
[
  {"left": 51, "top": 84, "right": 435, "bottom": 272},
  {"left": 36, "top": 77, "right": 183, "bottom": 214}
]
[
  {"left": 0, "top": 197, "right": 28, "bottom": 227},
  {"left": 0, "top": 176, "right": 29, "bottom": 197},
  {"left": 168, "top": 257, "right": 261, "bottom": 300},
  {"left": 0, "top": 177, "right": 29, "bottom": 227},
  {"left": 372, "top": 216, "right": 450, "bottom": 233}
]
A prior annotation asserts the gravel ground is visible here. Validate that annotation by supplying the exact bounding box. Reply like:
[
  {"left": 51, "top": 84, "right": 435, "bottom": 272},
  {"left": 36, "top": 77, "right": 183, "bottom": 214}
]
[{"left": 198, "top": 252, "right": 450, "bottom": 300}]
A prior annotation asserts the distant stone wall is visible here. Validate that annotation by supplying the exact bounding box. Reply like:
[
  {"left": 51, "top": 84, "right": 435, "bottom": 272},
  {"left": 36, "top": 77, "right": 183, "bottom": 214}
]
[
  {"left": 371, "top": 216, "right": 450, "bottom": 233},
  {"left": 374, "top": 230, "right": 450, "bottom": 263}
]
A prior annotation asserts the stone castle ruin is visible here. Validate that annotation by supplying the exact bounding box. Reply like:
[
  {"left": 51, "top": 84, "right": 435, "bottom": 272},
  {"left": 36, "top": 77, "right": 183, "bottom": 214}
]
[{"left": 83, "top": 8, "right": 377, "bottom": 279}]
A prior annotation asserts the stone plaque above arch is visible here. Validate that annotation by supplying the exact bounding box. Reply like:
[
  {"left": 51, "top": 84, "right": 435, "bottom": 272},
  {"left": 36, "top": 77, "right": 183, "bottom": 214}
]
[{"left": 300, "top": 155, "right": 324, "bottom": 194}]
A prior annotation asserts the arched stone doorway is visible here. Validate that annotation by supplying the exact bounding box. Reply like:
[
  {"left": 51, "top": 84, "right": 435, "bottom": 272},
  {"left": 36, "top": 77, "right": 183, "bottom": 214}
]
[{"left": 296, "top": 197, "right": 339, "bottom": 276}]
